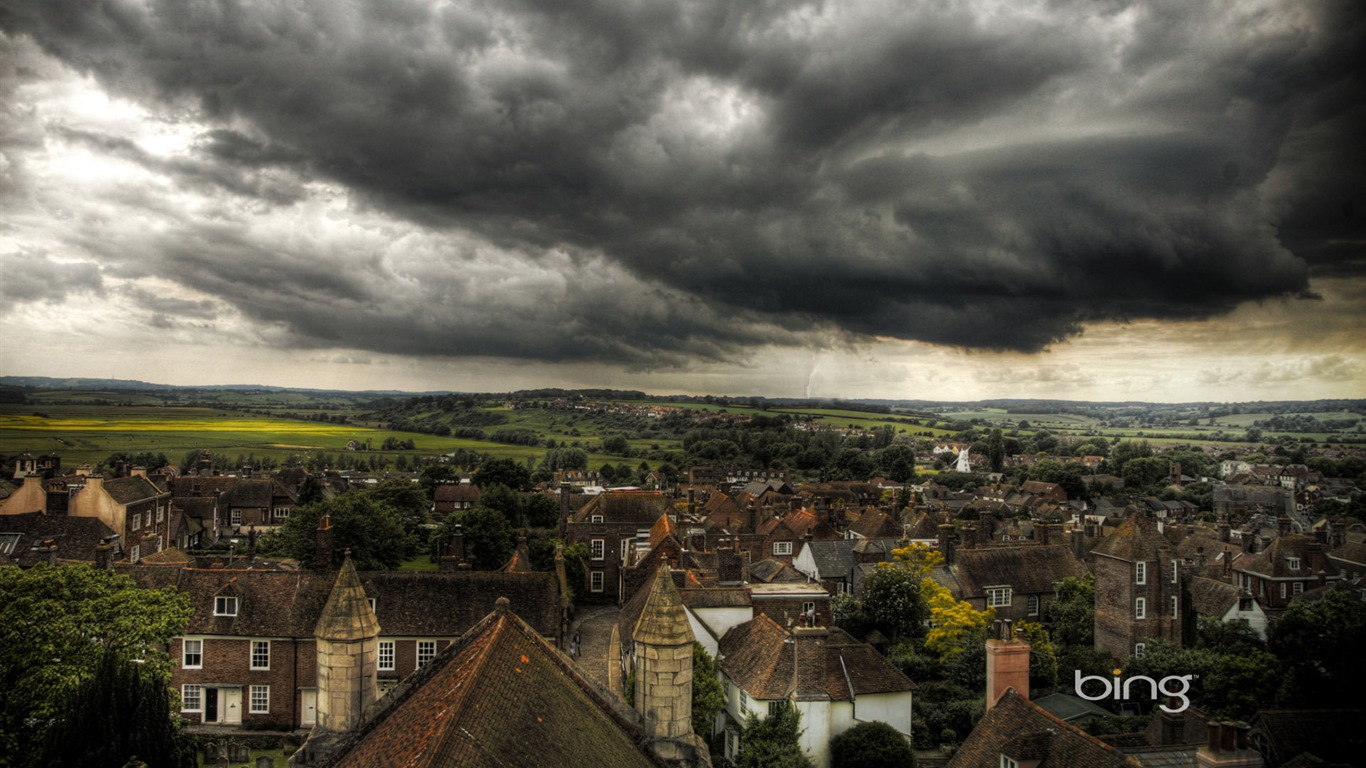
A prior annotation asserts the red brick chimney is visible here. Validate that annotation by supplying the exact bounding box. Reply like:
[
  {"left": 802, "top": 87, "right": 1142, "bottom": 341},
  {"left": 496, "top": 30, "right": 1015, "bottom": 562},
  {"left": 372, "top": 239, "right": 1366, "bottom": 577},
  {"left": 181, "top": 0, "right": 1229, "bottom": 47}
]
[
  {"left": 986, "top": 620, "right": 1030, "bottom": 709},
  {"left": 1196, "top": 722, "right": 1262, "bottom": 767},
  {"left": 315, "top": 513, "right": 334, "bottom": 569}
]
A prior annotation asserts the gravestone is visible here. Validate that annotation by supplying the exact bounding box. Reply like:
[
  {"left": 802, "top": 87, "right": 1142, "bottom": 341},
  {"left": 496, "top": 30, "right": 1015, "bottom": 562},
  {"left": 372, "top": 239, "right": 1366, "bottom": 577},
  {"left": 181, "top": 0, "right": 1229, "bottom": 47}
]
[
  {"left": 256, "top": 757, "right": 275, "bottom": 768},
  {"left": 228, "top": 743, "right": 251, "bottom": 763}
]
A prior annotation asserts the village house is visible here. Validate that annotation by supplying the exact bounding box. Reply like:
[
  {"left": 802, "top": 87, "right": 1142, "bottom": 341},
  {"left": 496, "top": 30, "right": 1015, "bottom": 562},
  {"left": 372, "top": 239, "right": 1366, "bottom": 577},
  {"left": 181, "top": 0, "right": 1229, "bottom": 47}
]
[{"left": 1092, "top": 515, "right": 1189, "bottom": 660}]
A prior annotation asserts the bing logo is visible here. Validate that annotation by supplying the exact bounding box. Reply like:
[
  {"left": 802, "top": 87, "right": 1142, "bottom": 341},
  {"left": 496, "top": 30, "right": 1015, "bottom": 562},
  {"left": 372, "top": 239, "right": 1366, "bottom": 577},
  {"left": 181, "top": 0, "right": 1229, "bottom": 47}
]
[{"left": 1075, "top": 668, "right": 1195, "bottom": 713}]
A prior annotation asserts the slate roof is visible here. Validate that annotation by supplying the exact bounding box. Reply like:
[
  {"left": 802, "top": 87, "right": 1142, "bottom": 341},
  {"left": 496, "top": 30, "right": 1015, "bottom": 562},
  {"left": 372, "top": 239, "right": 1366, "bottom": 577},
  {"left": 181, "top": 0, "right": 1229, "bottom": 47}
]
[
  {"left": 748, "top": 558, "right": 810, "bottom": 584},
  {"left": 1236, "top": 534, "right": 1339, "bottom": 579},
  {"left": 953, "top": 545, "right": 1086, "bottom": 597},
  {"left": 846, "top": 508, "right": 900, "bottom": 539},
  {"left": 0, "top": 512, "right": 117, "bottom": 565},
  {"left": 717, "top": 614, "right": 914, "bottom": 702},
  {"left": 1329, "top": 540, "right": 1366, "bottom": 569},
  {"left": 948, "top": 689, "right": 1141, "bottom": 767},
  {"left": 799, "top": 538, "right": 899, "bottom": 581},
  {"left": 326, "top": 599, "right": 666, "bottom": 768},
  {"left": 118, "top": 566, "right": 559, "bottom": 638}
]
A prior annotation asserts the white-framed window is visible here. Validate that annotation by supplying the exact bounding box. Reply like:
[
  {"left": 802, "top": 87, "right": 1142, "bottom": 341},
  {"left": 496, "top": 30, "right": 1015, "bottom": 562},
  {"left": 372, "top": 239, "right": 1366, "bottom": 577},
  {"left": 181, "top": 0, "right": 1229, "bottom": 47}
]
[
  {"left": 378, "top": 641, "right": 395, "bottom": 671},
  {"left": 1135, "top": 642, "right": 1146, "bottom": 658},
  {"left": 773, "top": 541, "right": 793, "bottom": 556},
  {"left": 987, "top": 587, "right": 1013, "bottom": 608},
  {"left": 1280, "top": 583, "right": 1287, "bottom": 599},
  {"left": 368, "top": 598, "right": 377, "bottom": 613},
  {"left": 274, "top": 507, "right": 290, "bottom": 519},
  {"left": 590, "top": 515, "right": 604, "bottom": 523},
  {"left": 591, "top": 539, "right": 605, "bottom": 560},
  {"left": 251, "top": 640, "right": 270, "bottom": 670},
  {"left": 183, "top": 639, "right": 203, "bottom": 669},
  {"left": 1293, "top": 581, "right": 1303, "bottom": 596},
  {"left": 182, "top": 684, "right": 203, "bottom": 712},
  {"left": 1001, "top": 757, "right": 1019, "bottom": 768},
  {"left": 621, "top": 539, "right": 632, "bottom": 562},
  {"left": 1171, "top": 596, "right": 1179, "bottom": 619},
  {"left": 1171, "top": 560, "right": 1179, "bottom": 583},
  {"left": 802, "top": 601, "right": 816, "bottom": 616},
  {"left": 230, "top": 509, "right": 242, "bottom": 526},
  {"left": 768, "top": 700, "right": 783, "bottom": 716},
  {"left": 590, "top": 571, "right": 604, "bottom": 592},
  {"left": 1027, "top": 595, "right": 1040, "bottom": 616},
  {"left": 145, "top": 510, "right": 152, "bottom": 528},
  {"left": 132, "top": 513, "right": 141, "bottom": 532},
  {"left": 250, "top": 685, "right": 269, "bottom": 714},
  {"left": 1287, "top": 557, "right": 1300, "bottom": 571},
  {"left": 214, "top": 596, "right": 239, "bottom": 616},
  {"left": 1135, "top": 597, "right": 1146, "bottom": 619},
  {"left": 739, "top": 689, "right": 749, "bottom": 712},
  {"left": 1136, "top": 561, "right": 1146, "bottom": 585},
  {"left": 417, "top": 641, "right": 436, "bottom": 668},
  {"left": 129, "top": 544, "right": 140, "bottom": 563},
  {"left": 156, "top": 504, "right": 165, "bottom": 523},
  {"left": 0, "top": 533, "right": 19, "bottom": 555}
]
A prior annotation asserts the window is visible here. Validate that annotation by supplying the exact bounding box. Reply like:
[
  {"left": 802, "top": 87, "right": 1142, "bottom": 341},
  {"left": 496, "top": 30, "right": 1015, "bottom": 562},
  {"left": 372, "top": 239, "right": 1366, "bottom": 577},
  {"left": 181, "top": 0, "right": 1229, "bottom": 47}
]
[
  {"left": 591, "top": 539, "right": 605, "bottom": 560},
  {"left": 1171, "top": 560, "right": 1179, "bottom": 583},
  {"left": 591, "top": 571, "right": 604, "bottom": 592},
  {"left": 274, "top": 507, "right": 290, "bottom": 519},
  {"left": 768, "top": 701, "right": 783, "bottom": 716},
  {"left": 1135, "top": 597, "right": 1146, "bottom": 619},
  {"left": 251, "top": 641, "right": 270, "bottom": 670},
  {"left": 156, "top": 504, "right": 165, "bottom": 523},
  {"left": 590, "top": 515, "right": 604, "bottom": 523},
  {"left": 621, "top": 539, "right": 632, "bottom": 562},
  {"left": 723, "top": 678, "right": 731, "bottom": 700},
  {"left": 129, "top": 544, "right": 140, "bottom": 563},
  {"left": 1280, "top": 583, "right": 1287, "bottom": 599},
  {"left": 183, "top": 639, "right": 203, "bottom": 669},
  {"left": 1001, "top": 757, "right": 1019, "bottom": 768},
  {"left": 378, "top": 641, "right": 395, "bottom": 671},
  {"left": 987, "top": 587, "right": 1012, "bottom": 608},
  {"left": 1135, "top": 642, "right": 1146, "bottom": 657},
  {"left": 1171, "top": 596, "right": 1179, "bottom": 619},
  {"left": 417, "top": 641, "right": 436, "bottom": 668},
  {"left": 1293, "top": 581, "right": 1303, "bottom": 596},
  {"left": 739, "top": 689, "right": 748, "bottom": 712},
  {"left": 214, "top": 596, "right": 239, "bottom": 616},
  {"left": 181, "top": 685, "right": 202, "bottom": 712},
  {"left": 230, "top": 509, "right": 242, "bottom": 526},
  {"left": 1136, "top": 561, "right": 1146, "bottom": 585},
  {"left": 132, "top": 513, "right": 141, "bottom": 532},
  {"left": 802, "top": 601, "right": 816, "bottom": 616},
  {"left": 368, "top": 598, "right": 377, "bottom": 613},
  {"left": 145, "top": 510, "right": 152, "bottom": 528},
  {"left": 0, "top": 534, "right": 18, "bottom": 555},
  {"left": 773, "top": 541, "right": 793, "bottom": 556},
  {"left": 1026, "top": 595, "right": 1040, "bottom": 616},
  {"left": 250, "top": 685, "right": 269, "bottom": 714},
  {"left": 1287, "top": 557, "right": 1301, "bottom": 571}
]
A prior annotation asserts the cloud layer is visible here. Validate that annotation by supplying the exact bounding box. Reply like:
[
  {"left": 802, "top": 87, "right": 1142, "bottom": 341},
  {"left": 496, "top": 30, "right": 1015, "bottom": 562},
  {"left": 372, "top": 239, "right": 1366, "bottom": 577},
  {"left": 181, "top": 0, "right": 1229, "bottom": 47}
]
[{"left": 1, "top": 0, "right": 1362, "bottom": 376}]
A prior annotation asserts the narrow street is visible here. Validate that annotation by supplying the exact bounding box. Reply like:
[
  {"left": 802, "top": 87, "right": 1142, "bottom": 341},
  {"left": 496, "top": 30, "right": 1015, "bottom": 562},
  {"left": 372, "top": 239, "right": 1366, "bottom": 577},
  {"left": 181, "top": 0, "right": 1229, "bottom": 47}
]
[{"left": 567, "top": 603, "right": 621, "bottom": 694}]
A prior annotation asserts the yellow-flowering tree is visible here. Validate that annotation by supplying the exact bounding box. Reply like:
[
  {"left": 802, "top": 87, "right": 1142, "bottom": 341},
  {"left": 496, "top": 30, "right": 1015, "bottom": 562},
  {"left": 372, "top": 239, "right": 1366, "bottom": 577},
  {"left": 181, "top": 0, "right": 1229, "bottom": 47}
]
[{"left": 891, "top": 543, "right": 995, "bottom": 662}]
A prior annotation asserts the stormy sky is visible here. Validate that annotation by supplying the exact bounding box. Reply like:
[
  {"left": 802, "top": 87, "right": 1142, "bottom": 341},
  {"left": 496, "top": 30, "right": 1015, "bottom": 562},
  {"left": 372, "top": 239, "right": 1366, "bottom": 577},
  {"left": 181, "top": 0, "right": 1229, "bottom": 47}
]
[{"left": 1, "top": 0, "right": 1362, "bottom": 401}]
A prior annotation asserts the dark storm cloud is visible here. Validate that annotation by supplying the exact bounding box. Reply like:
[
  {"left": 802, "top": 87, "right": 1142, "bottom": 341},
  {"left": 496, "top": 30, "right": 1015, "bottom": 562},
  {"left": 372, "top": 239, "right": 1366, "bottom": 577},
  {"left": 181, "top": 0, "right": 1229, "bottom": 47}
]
[
  {"left": 0, "top": 248, "right": 103, "bottom": 302},
  {"left": 2, "top": 0, "right": 1360, "bottom": 362}
]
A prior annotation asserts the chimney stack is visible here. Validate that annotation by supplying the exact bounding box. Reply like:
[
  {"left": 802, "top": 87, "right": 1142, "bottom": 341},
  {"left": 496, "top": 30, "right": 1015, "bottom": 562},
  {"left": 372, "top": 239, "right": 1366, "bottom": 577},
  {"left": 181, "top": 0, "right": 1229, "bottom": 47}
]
[
  {"left": 937, "top": 523, "right": 956, "bottom": 566},
  {"left": 95, "top": 538, "right": 116, "bottom": 570},
  {"left": 315, "top": 514, "right": 335, "bottom": 569},
  {"left": 985, "top": 620, "right": 1030, "bottom": 709},
  {"left": 1218, "top": 521, "right": 1231, "bottom": 543},
  {"left": 558, "top": 483, "right": 571, "bottom": 540},
  {"left": 1197, "top": 722, "right": 1262, "bottom": 768}
]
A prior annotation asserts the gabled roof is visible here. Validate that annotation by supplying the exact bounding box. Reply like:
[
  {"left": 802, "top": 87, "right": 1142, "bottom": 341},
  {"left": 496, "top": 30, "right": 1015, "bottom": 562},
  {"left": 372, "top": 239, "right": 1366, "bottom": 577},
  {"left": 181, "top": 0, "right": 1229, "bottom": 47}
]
[
  {"left": 327, "top": 599, "right": 666, "bottom": 768},
  {"left": 222, "top": 478, "right": 275, "bottom": 508},
  {"left": 949, "top": 689, "right": 1141, "bottom": 767},
  {"left": 748, "top": 558, "right": 809, "bottom": 584},
  {"left": 1091, "top": 515, "right": 1170, "bottom": 562},
  {"left": 799, "top": 538, "right": 899, "bottom": 580},
  {"left": 574, "top": 491, "right": 672, "bottom": 525},
  {"left": 103, "top": 475, "right": 166, "bottom": 505},
  {"left": 434, "top": 484, "right": 482, "bottom": 503},
  {"left": 1187, "top": 576, "right": 1242, "bottom": 617},
  {"left": 953, "top": 545, "right": 1086, "bottom": 597},
  {"left": 1236, "top": 534, "right": 1338, "bottom": 579},
  {"left": 718, "top": 615, "right": 914, "bottom": 702},
  {"left": 501, "top": 535, "right": 533, "bottom": 573}
]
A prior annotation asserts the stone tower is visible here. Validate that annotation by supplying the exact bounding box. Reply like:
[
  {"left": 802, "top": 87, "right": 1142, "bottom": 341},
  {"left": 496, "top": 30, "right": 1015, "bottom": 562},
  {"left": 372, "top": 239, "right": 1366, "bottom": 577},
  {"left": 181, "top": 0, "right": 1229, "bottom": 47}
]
[
  {"left": 314, "top": 550, "right": 380, "bottom": 733},
  {"left": 632, "top": 565, "right": 699, "bottom": 763}
]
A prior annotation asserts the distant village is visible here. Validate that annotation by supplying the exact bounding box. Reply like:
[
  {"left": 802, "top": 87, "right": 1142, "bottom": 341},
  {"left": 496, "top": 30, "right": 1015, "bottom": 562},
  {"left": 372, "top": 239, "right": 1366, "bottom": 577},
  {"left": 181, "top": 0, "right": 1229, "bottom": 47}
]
[{"left": 1, "top": 434, "right": 1363, "bottom": 768}]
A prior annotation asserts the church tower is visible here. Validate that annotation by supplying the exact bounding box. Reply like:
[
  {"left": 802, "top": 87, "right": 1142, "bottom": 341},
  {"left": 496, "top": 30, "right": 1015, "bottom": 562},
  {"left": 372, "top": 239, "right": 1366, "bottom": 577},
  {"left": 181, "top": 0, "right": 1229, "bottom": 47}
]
[{"left": 632, "top": 565, "right": 701, "bottom": 764}]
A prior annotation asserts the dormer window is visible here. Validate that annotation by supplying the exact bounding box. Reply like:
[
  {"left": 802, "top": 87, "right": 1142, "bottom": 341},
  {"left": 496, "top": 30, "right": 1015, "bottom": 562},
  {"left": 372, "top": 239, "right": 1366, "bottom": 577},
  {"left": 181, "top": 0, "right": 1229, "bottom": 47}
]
[
  {"left": 1287, "top": 557, "right": 1301, "bottom": 571},
  {"left": 214, "top": 596, "right": 239, "bottom": 616},
  {"left": 590, "top": 515, "right": 604, "bottom": 523},
  {"left": 1001, "top": 756, "right": 1019, "bottom": 768}
]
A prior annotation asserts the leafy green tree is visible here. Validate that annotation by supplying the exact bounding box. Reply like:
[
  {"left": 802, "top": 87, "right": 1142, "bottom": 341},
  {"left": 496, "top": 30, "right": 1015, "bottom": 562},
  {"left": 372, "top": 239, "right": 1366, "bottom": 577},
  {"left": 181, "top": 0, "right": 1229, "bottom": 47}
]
[
  {"left": 1047, "top": 574, "right": 1095, "bottom": 649},
  {"left": 1014, "top": 621, "right": 1059, "bottom": 690},
  {"left": 523, "top": 492, "right": 561, "bottom": 528},
  {"left": 1269, "top": 589, "right": 1366, "bottom": 709},
  {"left": 0, "top": 565, "right": 192, "bottom": 767},
  {"left": 736, "top": 700, "right": 813, "bottom": 768},
  {"left": 37, "top": 649, "right": 196, "bottom": 768},
  {"left": 830, "top": 721, "right": 915, "bottom": 768},
  {"left": 1110, "top": 439, "right": 1153, "bottom": 473},
  {"left": 433, "top": 506, "right": 516, "bottom": 570},
  {"left": 692, "top": 644, "right": 725, "bottom": 737},
  {"left": 419, "top": 463, "right": 461, "bottom": 498},
  {"left": 473, "top": 458, "right": 533, "bottom": 491},
  {"left": 986, "top": 429, "right": 1005, "bottom": 473},
  {"left": 370, "top": 478, "right": 430, "bottom": 547},
  {"left": 296, "top": 474, "right": 325, "bottom": 505},
  {"left": 877, "top": 444, "right": 918, "bottom": 483},
  {"left": 1122, "top": 456, "right": 1170, "bottom": 490},
  {"left": 601, "top": 435, "right": 631, "bottom": 455},
  {"left": 267, "top": 492, "right": 413, "bottom": 569},
  {"left": 857, "top": 565, "right": 930, "bottom": 644}
]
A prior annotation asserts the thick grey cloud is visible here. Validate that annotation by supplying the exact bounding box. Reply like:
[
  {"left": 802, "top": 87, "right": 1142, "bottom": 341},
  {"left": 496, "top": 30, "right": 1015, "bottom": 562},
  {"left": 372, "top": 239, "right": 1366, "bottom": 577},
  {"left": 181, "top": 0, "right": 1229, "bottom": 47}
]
[{"left": 1, "top": 0, "right": 1360, "bottom": 363}]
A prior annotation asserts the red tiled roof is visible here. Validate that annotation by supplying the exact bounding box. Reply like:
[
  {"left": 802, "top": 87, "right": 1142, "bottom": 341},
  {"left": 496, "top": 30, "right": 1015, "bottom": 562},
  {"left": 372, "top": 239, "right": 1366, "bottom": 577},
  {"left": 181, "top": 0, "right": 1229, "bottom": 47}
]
[
  {"left": 329, "top": 601, "right": 666, "bottom": 768},
  {"left": 948, "top": 689, "right": 1141, "bottom": 767}
]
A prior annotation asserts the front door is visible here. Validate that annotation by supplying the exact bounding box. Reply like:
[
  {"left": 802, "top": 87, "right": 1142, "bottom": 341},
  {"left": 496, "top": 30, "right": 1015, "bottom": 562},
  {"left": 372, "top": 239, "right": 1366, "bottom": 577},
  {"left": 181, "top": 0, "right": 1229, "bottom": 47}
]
[
  {"left": 301, "top": 689, "right": 317, "bottom": 727},
  {"left": 222, "top": 687, "right": 242, "bottom": 725}
]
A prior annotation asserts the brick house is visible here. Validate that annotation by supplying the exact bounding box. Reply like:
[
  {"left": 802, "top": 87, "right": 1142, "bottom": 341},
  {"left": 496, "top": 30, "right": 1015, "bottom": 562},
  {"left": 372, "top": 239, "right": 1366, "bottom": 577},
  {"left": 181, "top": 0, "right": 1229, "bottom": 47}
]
[
  {"left": 119, "top": 563, "right": 560, "bottom": 729},
  {"left": 1232, "top": 533, "right": 1343, "bottom": 617},
  {"left": 1092, "top": 515, "right": 1189, "bottom": 661},
  {"left": 950, "top": 544, "right": 1087, "bottom": 623},
  {"left": 566, "top": 490, "right": 675, "bottom": 602}
]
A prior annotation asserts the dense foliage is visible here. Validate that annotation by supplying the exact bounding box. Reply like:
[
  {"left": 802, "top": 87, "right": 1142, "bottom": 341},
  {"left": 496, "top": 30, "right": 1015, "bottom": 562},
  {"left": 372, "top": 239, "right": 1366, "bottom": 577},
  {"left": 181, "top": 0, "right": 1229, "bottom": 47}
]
[
  {"left": 735, "top": 700, "right": 813, "bottom": 768},
  {"left": 830, "top": 721, "right": 915, "bottom": 768}
]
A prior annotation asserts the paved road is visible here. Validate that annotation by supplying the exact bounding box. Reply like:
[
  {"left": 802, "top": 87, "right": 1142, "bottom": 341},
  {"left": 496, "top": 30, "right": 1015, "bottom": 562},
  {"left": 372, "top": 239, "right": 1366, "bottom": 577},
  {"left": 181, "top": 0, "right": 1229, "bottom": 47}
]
[{"left": 568, "top": 603, "right": 621, "bottom": 693}]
